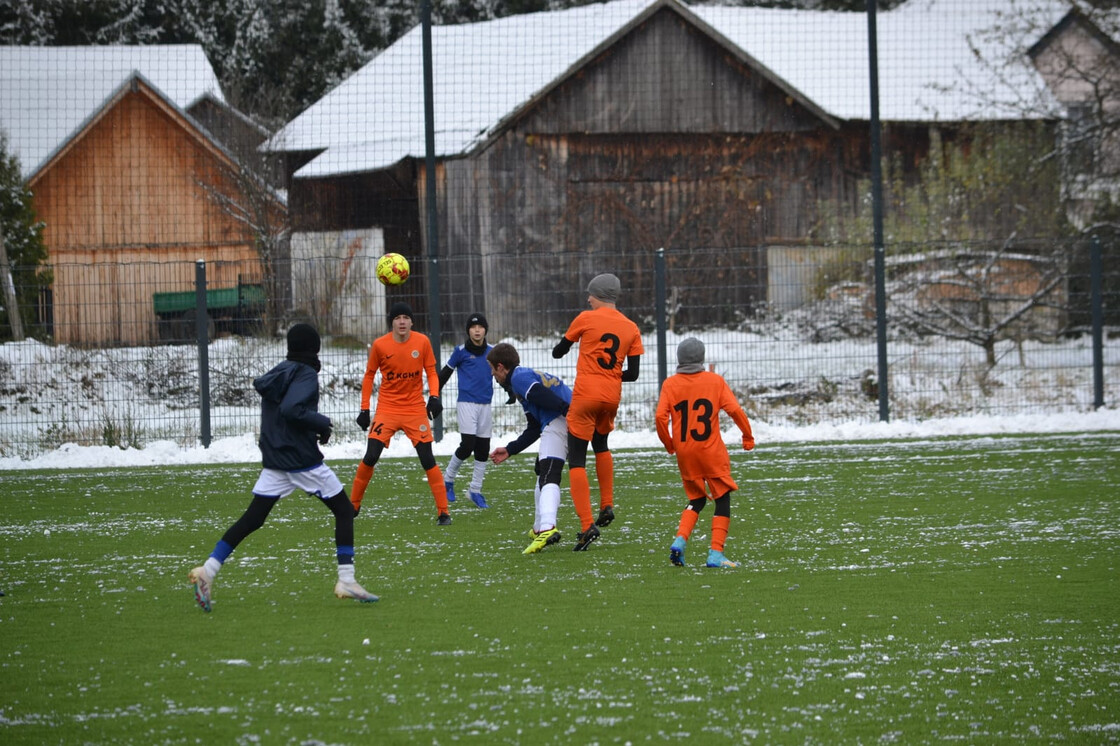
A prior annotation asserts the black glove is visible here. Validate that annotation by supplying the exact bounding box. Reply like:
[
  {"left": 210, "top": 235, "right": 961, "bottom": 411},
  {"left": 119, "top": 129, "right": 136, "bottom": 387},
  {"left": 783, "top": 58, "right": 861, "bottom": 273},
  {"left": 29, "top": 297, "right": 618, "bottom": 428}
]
[
  {"left": 356, "top": 409, "right": 371, "bottom": 430},
  {"left": 353, "top": 504, "right": 361, "bottom": 517},
  {"left": 426, "top": 395, "right": 443, "bottom": 419},
  {"left": 319, "top": 425, "right": 332, "bottom": 445}
]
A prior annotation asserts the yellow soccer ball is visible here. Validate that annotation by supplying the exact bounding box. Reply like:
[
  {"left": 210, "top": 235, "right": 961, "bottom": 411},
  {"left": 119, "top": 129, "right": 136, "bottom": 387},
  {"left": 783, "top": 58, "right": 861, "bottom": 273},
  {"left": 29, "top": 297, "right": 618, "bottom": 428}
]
[{"left": 376, "top": 253, "right": 410, "bottom": 286}]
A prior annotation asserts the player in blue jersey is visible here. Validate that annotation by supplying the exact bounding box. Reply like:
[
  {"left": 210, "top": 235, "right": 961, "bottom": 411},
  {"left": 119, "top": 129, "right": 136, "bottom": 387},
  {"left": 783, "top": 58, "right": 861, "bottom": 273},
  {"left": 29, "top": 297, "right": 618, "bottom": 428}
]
[
  {"left": 486, "top": 342, "right": 574, "bottom": 555},
  {"left": 438, "top": 313, "right": 496, "bottom": 508}
]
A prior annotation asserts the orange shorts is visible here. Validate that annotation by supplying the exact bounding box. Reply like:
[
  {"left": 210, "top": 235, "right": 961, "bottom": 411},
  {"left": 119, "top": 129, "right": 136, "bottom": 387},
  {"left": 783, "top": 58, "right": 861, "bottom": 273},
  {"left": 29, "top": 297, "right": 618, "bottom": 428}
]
[
  {"left": 368, "top": 406, "right": 433, "bottom": 447},
  {"left": 680, "top": 473, "right": 738, "bottom": 501},
  {"left": 566, "top": 397, "right": 617, "bottom": 442}
]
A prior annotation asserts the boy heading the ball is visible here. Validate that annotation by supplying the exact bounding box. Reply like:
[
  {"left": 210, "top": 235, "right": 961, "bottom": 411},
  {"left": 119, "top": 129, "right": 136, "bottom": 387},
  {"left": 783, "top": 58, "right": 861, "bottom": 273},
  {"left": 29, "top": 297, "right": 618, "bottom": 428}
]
[
  {"left": 656, "top": 337, "right": 755, "bottom": 569},
  {"left": 351, "top": 302, "right": 451, "bottom": 524},
  {"left": 188, "top": 323, "right": 378, "bottom": 612},
  {"left": 487, "top": 342, "right": 573, "bottom": 555},
  {"left": 552, "top": 273, "right": 643, "bottom": 551}
]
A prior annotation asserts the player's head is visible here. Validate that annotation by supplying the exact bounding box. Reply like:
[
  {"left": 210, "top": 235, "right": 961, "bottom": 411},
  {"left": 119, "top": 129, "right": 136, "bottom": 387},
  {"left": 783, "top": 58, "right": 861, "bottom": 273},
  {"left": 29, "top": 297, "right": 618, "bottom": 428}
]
[
  {"left": 286, "top": 323, "right": 321, "bottom": 371},
  {"left": 587, "top": 273, "right": 620, "bottom": 306},
  {"left": 676, "top": 337, "right": 705, "bottom": 374},
  {"left": 388, "top": 301, "right": 414, "bottom": 331},
  {"left": 486, "top": 342, "right": 519, "bottom": 383},
  {"left": 466, "top": 312, "right": 488, "bottom": 345}
]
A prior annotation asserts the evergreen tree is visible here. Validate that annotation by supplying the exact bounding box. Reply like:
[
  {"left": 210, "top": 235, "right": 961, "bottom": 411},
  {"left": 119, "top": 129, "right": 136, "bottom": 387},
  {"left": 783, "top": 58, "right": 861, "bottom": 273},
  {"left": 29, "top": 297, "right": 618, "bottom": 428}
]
[{"left": 0, "top": 133, "right": 50, "bottom": 341}]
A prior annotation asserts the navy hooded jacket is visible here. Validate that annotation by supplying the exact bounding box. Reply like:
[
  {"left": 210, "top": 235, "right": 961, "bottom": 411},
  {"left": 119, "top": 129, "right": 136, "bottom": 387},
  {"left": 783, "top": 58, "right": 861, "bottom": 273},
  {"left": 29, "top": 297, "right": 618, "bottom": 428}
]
[{"left": 253, "top": 360, "right": 332, "bottom": 471}]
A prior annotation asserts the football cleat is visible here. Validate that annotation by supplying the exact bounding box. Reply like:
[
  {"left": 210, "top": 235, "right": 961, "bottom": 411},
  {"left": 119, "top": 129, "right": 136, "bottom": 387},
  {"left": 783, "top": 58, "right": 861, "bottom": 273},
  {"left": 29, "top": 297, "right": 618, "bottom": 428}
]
[
  {"left": 334, "top": 580, "right": 379, "bottom": 602},
  {"left": 468, "top": 491, "right": 489, "bottom": 508},
  {"left": 572, "top": 525, "right": 601, "bottom": 551},
  {"left": 595, "top": 505, "right": 615, "bottom": 527},
  {"left": 523, "top": 527, "right": 561, "bottom": 555},
  {"left": 437, "top": 513, "right": 452, "bottom": 526},
  {"left": 444, "top": 481, "right": 457, "bottom": 502},
  {"left": 188, "top": 565, "right": 214, "bottom": 612},
  {"left": 670, "top": 536, "right": 687, "bottom": 567},
  {"left": 705, "top": 550, "right": 739, "bottom": 569}
]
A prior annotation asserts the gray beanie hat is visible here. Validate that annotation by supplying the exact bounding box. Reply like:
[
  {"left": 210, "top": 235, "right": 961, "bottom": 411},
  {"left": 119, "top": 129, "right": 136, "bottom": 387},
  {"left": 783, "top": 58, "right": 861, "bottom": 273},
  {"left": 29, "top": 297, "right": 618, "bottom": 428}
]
[
  {"left": 676, "top": 337, "right": 706, "bottom": 374},
  {"left": 586, "top": 273, "right": 621, "bottom": 303}
]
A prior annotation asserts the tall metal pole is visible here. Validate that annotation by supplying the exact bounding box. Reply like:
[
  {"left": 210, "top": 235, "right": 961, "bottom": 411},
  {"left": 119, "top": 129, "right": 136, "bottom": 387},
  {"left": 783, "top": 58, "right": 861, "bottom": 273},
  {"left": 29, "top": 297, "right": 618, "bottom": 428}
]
[
  {"left": 867, "top": 0, "right": 890, "bottom": 421},
  {"left": 1090, "top": 235, "right": 1104, "bottom": 409},
  {"left": 655, "top": 247, "right": 668, "bottom": 388},
  {"left": 421, "top": 0, "right": 443, "bottom": 440},
  {"left": 195, "top": 259, "right": 212, "bottom": 447}
]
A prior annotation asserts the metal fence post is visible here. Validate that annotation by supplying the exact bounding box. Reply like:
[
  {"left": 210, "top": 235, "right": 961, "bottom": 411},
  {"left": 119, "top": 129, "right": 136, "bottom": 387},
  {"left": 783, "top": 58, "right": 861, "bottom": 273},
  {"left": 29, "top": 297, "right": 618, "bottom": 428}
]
[
  {"left": 195, "top": 259, "right": 212, "bottom": 447},
  {"left": 655, "top": 247, "right": 668, "bottom": 389},
  {"left": 1091, "top": 235, "right": 1104, "bottom": 410},
  {"left": 422, "top": 0, "right": 443, "bottom": 441},
  {"left": 867, "top": 0, "right": 890, "bottom": 422}
]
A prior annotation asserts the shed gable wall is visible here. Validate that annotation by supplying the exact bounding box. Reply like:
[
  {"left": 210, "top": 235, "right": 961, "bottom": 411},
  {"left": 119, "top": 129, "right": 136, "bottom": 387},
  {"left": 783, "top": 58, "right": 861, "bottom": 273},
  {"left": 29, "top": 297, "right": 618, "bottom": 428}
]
[{"left": 518, "top": 8, "right": 822, "bottom": 135}]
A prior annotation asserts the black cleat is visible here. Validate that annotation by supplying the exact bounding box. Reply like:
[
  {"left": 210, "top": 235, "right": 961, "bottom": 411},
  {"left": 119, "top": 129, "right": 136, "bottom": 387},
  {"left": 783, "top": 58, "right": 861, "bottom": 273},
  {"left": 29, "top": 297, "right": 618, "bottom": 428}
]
[
  {"left": 595, "top": 505, "right": 615, "bottom": 527},
  {"left": 573, "top": 525, "right": 601, "bottom": 551},
  {"left": 437, "top": 513, "right": 452, "bottom": 526}
]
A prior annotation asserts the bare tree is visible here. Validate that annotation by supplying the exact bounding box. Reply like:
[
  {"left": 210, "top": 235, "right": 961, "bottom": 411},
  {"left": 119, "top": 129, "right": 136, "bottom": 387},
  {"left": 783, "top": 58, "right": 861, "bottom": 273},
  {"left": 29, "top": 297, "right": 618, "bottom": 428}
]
[{"left": 886, "top": 237, "right": 1066, "bottom": 367}]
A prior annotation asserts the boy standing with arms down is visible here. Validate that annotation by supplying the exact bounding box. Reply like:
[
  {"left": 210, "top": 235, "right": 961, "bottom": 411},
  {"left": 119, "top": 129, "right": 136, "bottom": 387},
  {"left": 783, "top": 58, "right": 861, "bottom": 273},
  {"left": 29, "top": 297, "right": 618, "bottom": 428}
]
[
  {"left": 438, "top": 313, "right": 495, "bottom": 509},
  {"left": 487, "top": 342, "right": 573, "bottom": 555},
  {"left": 553, "top": 273, "right": 643, "bottom": 551},
  {"left": 189, "top": 323, "right": 378, "bottom": 611},
  {"left": 351, "top": 302, "right": 451, "bottom": 524},
  {"left": 656, "top": 337, "right": 755, "bottom": 569}
]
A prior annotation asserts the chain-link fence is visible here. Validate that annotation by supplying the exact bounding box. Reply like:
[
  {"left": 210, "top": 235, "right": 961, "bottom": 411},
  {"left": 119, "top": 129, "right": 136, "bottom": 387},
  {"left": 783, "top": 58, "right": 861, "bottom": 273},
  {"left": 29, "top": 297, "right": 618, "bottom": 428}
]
[{"left": 0, "top": 239, "right": 1114, "bottom": 459}]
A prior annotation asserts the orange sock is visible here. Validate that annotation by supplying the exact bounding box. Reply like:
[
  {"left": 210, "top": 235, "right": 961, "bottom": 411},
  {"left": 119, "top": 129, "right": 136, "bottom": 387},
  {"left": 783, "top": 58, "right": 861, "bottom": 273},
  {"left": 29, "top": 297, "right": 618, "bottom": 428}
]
[
  {"left": 351, "top": 462, "right": 374, "bottom": 511},
  {"left": 594, "top": 451, "right": 614, "bottom": 509},
  {"left": 711, "top": 515, "right": 730, "bottom": 552},
  {"left": 426, "top": 465, "right": 449, "bottom": 514},
  {"left": 569, "top": 467, "right": 594, "bottom": 530},
  {"left": 677, "top": 508, "right": 700, "bottom": 541}
]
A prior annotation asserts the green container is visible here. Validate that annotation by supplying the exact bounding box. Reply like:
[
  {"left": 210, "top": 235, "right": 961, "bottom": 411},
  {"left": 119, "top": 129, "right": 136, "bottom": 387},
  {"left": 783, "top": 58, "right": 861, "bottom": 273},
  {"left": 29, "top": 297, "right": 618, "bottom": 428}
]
[{"left": 153, "top": 284, "right": 264, "bottom": 316}]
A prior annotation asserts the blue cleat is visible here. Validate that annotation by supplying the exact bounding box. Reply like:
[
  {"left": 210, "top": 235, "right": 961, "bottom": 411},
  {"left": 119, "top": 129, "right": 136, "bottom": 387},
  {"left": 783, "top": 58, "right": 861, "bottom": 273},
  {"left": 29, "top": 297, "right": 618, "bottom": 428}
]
[
  {"left": 468, "top": 491, "right": 489, "bottom": 508},
  {"left": 705, "top": 550, "right": 739, "bottom": 569},
  {"left": 444, "top": 481, "right": 456, "bottom": 502},
  {"left": 670, "top": 536, "right": 687, "bottom": 567}
]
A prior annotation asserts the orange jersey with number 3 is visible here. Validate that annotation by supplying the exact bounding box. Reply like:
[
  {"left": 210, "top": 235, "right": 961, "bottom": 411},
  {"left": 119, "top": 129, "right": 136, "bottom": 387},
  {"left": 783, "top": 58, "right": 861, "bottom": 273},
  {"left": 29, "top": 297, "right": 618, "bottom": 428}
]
[
  {"left": 361, "top": 331, "right": 439, "bottom": 412},
  {"left": 655, "top": 371, "right": 753, "bottom": 480},
  {"left": 563, "top": 306, "right": 644, "bottom": 403}
]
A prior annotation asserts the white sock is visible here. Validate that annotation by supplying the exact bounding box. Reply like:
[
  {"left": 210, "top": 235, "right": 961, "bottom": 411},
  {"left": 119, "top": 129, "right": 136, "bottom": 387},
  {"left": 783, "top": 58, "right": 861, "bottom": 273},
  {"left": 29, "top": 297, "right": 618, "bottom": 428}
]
[
  {"left": 469, "top": 459, "right": 488, "bottom": 493},
  {"left": 338, "top": 564, "right": 355, "bottom": 584},
  {"left": 533, "top": 481, "right": 542, "bottom": 532},
  {"left": 203, "top": 557, "right": 222, "bottom": 577},
  {"left": 446, "top": 455, "right": 463, "bottom": 481},
  {"left": 540, "top": 483, "right": 561, "bottom": 532}
]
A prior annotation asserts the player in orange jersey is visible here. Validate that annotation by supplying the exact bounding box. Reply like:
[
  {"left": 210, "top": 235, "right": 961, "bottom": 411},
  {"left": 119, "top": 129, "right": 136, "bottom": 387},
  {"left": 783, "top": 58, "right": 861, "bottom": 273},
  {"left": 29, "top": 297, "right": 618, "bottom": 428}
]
[
  {"left": 351, "top": 302, "right": 451, "bottom": 525},
  {"left": 656, "top": 337, "right": 755, "bottom": 569},
  {"left": 552, "top": 273, "right": 643, "bottom": 551}
]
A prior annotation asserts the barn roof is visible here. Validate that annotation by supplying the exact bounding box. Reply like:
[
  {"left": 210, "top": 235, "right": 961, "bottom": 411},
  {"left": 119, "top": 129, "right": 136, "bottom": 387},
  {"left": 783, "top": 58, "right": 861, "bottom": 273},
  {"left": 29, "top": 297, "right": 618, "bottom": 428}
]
[
  {"left": 267, "top": 0, "right": 1072, "bottom": 180},
  {"left": 0, "top": 45, "right": 225, "bottom": 181}
]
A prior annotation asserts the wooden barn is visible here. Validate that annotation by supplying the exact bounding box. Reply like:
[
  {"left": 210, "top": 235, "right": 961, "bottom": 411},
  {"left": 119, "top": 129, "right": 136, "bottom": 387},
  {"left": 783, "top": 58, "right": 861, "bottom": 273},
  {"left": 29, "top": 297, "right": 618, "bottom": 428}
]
[
  {"left": 267, "top": 0, "right": 1076, "bottom": 341},
  {"left": 0, "top": 46, "right": 279, "bottom": 346}
]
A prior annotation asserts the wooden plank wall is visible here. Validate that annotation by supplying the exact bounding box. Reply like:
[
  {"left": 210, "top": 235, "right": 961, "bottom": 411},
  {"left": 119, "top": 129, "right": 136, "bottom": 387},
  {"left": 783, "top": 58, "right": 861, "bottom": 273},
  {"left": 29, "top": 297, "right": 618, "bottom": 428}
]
[{"left": 30, "top": 88, "right": 262, "bottom": 345}]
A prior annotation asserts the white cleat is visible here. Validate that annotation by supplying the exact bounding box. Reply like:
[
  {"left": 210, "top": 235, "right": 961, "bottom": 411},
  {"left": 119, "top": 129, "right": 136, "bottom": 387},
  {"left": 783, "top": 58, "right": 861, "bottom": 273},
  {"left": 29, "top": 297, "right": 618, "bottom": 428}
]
[
  {"left": 334, "top": 580, "right": 379, "bottom": 603},
  {"left": 189, "top": 565, "right": 214, "bottom": 612}
]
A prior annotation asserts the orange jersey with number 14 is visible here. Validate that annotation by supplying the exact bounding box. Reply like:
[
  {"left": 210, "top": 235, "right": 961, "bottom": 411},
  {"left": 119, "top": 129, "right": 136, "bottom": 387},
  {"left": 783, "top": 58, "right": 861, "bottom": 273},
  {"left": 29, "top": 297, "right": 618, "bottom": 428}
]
[
  {"left": 563, "top": 306, "right": 644, "bottom": 403},
  {"left": 361, "top": 331, "right": 439, "bottom": 412},
  {"left": 656, "top": 371, "right": 753, "bottom": 481}
]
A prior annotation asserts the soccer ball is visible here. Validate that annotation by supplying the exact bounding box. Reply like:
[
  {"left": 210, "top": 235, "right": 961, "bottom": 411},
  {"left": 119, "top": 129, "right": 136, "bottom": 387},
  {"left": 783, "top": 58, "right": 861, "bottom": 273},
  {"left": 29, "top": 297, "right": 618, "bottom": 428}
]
[{"left": 376, "top": 253, "right": 410, "bottom": 286}]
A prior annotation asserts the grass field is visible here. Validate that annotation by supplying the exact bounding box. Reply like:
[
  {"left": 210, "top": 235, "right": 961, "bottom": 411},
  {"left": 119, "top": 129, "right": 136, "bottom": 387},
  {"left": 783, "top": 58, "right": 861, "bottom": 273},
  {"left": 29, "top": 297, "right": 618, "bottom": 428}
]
[{"left": 1, "top": 433, "right": 1118, "bottom": 744}]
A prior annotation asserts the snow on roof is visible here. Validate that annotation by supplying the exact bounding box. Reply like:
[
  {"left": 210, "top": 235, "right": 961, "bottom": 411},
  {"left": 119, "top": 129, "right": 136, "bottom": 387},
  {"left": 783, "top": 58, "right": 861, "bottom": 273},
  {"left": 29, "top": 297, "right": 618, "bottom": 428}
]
[
  {"left": 0, "top": 45, "right": 225, "bottom": 180},
  {"left": 269, "top": 0, "right": 1072, "bottom": 180}
]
